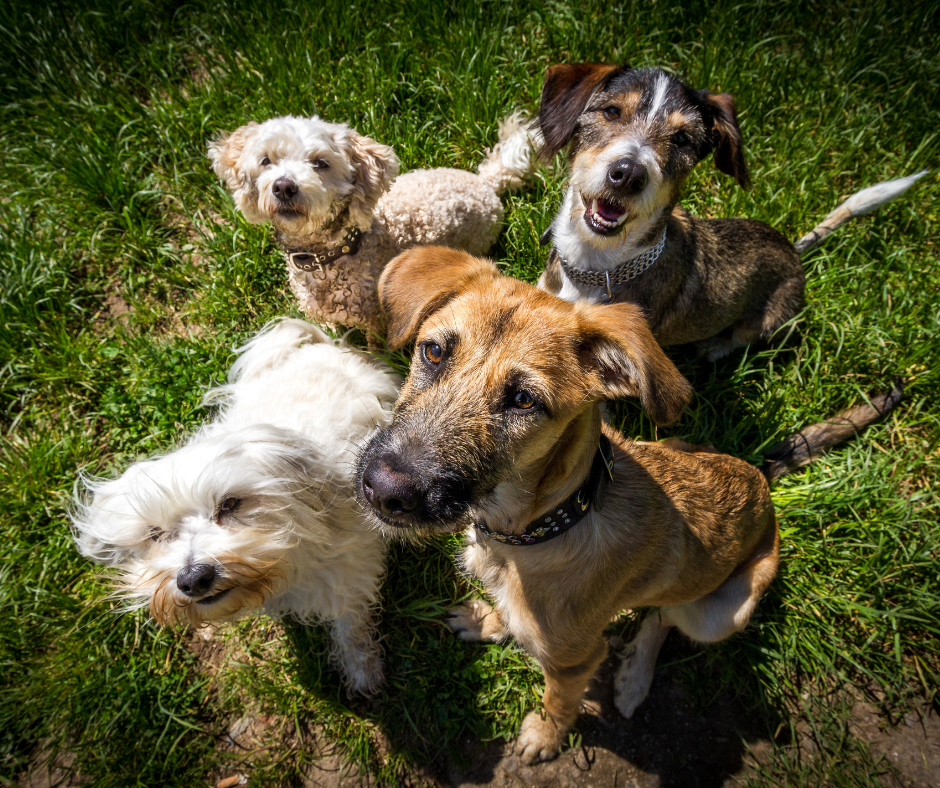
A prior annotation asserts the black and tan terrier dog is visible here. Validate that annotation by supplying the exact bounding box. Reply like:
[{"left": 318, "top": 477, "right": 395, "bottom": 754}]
[
  {"left": 357, "top": 246, "right": 901, "bottom": 763},
  {"left": 536, "top": 63, "right": 926, "bottom": 359}
]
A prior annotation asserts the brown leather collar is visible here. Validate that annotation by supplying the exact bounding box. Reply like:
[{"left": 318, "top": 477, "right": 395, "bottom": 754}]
[{"left": 286, "top": 226, "right": 363, "bottom": 272}]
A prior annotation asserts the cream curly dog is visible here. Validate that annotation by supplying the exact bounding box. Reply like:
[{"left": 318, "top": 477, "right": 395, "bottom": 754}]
[
  {"left": 209, "top": 114, "right": 536, "bottom": 340},
  {"left": 72, "top": 319, "right": 401, "bottom": 694}
]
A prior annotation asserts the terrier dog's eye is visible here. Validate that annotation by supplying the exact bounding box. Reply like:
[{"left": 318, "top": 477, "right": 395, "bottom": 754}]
[
  {"left": 148, "top": 528, "right": 161, "bottom": 542},
  {"left": 311, "top": 158, "right": 330, "bottom": 170},
  {"left": 261, "top": 156, "right": 271, "bottom": 167},
  {"left": 422, "top": 342, "right": 443, "bottom": 366},
  {"left": 603, "top": 106, "right": 621, "bottom": 121},
  {"left": 672, "top": 131, "right": 690, "bottom": 147},
  {"left": 218, "top": 497, "right": 241, "bottom": 517},
  {"left": 513, "top": 390, "right": 536, "bottom": 410}
]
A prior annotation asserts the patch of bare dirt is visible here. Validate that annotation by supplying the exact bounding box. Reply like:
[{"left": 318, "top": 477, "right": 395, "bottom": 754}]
[{"left": 849, "top": 699, "right": 940, "bottom": 788}]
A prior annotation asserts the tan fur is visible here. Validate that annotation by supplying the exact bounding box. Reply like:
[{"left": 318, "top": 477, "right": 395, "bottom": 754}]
[{"left": 374, "top": 248, "right": 778, "bottom": 762}]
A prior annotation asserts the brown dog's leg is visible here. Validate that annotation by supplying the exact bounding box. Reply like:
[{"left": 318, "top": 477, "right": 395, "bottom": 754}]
[
  {"left": 517, "top": 638, "right": 608, "bottom": 764},
  {"left": 613, "top": 613, "right": 673, "bottom": 719},
  {"left": 447, "top": 599, "right": 509, "bottom": 642}
]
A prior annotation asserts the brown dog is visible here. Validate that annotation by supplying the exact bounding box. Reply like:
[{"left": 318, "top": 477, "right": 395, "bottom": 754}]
[
  {"left": 356, "top": 246, "right": 901, "bottom": 763},
  {"left": 536, "top": 63, "right": 927, "bottom": 359}
]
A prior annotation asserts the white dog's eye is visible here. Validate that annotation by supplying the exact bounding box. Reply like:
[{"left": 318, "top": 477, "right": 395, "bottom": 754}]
[
  {"left": 148, "top": 528, "right": 161, "bottom": 542},
  {"left": 261, "top": 156, "right": 271, "bottom": 167},
  {"left": 218, "top": 497, "right": 241, "bottom": 517},
  {"left": 311, "top": 158, "right": 329, "bottom": 170}
]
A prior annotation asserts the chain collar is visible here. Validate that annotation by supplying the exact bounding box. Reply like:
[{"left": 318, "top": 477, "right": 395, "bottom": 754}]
[
  {"left": 557, "top": 228, "right": 667, "bottom": 301},
  {"left": 474, "top": 435, "right": 615, "bottom": 546},
  {"left": 286, "top": 226, "right": 364, "bottom": 272}
]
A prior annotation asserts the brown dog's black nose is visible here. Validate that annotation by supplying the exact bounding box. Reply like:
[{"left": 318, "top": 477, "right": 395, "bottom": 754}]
[
  {"left": 362, "top": 458, "right": 423, "bottom": 517},
  {"left": 607, "top": 158, "right": 648, "bottom": 195},
  {"left": 176, "top": 563, "right": 218, "bottom": 597},
  {"left": 272, "top": 177, "right": 298, "bottom": 200}
]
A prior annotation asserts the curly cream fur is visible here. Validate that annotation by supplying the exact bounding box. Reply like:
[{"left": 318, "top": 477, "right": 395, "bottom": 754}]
[{"left": 209, "top": 115, "right": 536, "bottom": 339}]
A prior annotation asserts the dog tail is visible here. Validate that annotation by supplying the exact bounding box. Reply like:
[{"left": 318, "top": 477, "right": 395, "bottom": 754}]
[
  {"left": 760, "top": 380, "right": 903, "bottom": 483},
  {"left": 793, "top": 171, "right": 928, "bottom": 255},
  {"left": 226, "top": 318, "right": 333, "bottom": 385},
  {"left": 476, "top": 111, "right": 538, "bottom": 194}
]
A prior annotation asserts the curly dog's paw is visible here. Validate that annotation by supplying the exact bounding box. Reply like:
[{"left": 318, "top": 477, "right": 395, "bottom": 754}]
[
  {"left": 447, "top": 599, "right": 507, "bottom": 642},
  {"left": 517, "top": 711, "right": 564, "bottom": 764}
]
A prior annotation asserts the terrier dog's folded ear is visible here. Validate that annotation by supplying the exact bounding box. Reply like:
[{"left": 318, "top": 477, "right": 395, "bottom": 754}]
[
  {"left": 379, "top": 247, "right": 499, "bottom": 350},
  {"left": 538, "top": 63, "right": 626, "bottom": 160},
  {"left": 347, "top": 131, "right": 400, "bottom": 229},
  {"left": 700, "top": 92, "right": 750, "bottom": 190},
  {"left": 577, "top": 302, "right": 693, "bottom": 426},
  {"left": 208, "top": 122, "right": 259, "bottom": 191}
]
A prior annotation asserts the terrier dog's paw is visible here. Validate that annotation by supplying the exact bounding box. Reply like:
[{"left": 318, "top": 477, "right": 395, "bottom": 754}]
[
  {"left": 613, "top": 645, "right": 655, "bottom": 719},
  {"left": 447, "top": 599, "right": 505, "bottom": 642},
  {"left": 517, "top": 711, "right": 564, "bottom": 764}
]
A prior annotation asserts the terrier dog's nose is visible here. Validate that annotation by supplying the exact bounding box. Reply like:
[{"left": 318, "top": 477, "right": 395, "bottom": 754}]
[
  {"left": 361, "top": 458, "right": 423, "bottom": 518},
  {"left": 607, "top": 158, "right": 648, "bottom": 195},
  {"left": 272, "top": 177, "right": 299, "bottom": 200},
  {"left": 176, "top": 563, "right": 218, "bottom": 597}
]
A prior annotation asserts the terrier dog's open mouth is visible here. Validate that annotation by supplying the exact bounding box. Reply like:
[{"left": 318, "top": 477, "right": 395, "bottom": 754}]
[
  {"left": 194, "top": 587, "right": 233, "bottom": 606},
  {"left": 274, "top": 207, "right": 305, "bottom": 220},
  {"left": 581, "top": 193, "right": 631, "bottom": 235}
]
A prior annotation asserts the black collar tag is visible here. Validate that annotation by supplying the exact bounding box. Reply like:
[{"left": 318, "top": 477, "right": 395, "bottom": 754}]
[
  {"left": 474, "top": 435, "right": 615, "bottom": 546},
  {"left": 287, "top": 226, "right": 363, "bottom": 272}
]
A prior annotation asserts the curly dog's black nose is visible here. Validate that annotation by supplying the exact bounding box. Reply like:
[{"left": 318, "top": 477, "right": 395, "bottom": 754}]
[{"left": 272, "top": 177, "right": 299, "bottom": 200}]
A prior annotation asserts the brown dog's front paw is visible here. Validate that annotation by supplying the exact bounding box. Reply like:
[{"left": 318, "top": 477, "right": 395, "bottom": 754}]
[
  {"left": 517, "top": 711, "right": 564, "bottom": 764},
  {"left": 447, "top": 599, "right": 506, "bottom": 642}
]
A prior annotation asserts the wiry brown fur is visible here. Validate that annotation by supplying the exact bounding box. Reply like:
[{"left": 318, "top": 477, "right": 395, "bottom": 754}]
[
  {"left": 358, "top": 247, "right": 778, "bottom": 762},
  {"left": 360, "top": 246, "right": 901, "bottom": 762}
]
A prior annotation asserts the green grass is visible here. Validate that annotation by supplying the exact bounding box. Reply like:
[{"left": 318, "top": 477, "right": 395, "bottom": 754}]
[{"left": 0, "top": 0, "right": 937, "bottom": 785}]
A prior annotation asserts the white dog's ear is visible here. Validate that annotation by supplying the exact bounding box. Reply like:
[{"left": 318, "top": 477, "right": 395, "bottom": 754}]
[
  {"left": 346, "top": 130, "right": 399, "bottom": 230},
  {"left": 208, "top": 122, "right": 259, "bottom": 191}
]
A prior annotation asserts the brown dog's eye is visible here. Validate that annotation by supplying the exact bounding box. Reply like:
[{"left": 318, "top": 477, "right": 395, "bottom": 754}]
[
  {"left": 218, "top": 497, "right": 241, "bottom": 517},
  {"left": 513, "top": 390, "right": 535, "bottom": 409},
  {"left": 311, "top": 158, "right": 329, "bottom": 169},
  {"left": 603, "top": 106, "right": 621, "bottom": 120},
  {"left": 423, "top": 343, "right": 443, "bottom": 366},
  {"left": 672, "top": 130, "right": 690, "bottom": 147},
  {"left": 261, "top": 156, "right": 271, "bottom": 167}
]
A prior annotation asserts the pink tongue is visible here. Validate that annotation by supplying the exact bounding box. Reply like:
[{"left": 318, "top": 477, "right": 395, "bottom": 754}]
[{"left": 596, "top": 198, "right": 625, "bottom": 221}]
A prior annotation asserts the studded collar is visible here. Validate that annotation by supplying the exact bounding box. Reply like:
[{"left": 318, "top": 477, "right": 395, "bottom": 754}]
[
  {"left": 555, "top": 228, "right": 667, "bottom": 302},
  {"left": 286, "top": 226, "right": 364, "bottom": 272},
  {"left": 474, "top": 435, "right": 615, "bottom": 546}
]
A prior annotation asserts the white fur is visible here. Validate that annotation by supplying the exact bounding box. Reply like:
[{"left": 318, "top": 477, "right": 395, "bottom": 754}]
[{"left": 72, "top": 319, "right": 402, "bottom": 694}]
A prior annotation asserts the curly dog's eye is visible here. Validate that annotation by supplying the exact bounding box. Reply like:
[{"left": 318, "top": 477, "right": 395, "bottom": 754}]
[
  {"left": 422, "top": 343, "right": 443, "bottom": 366},
  {"left": 261, "top": 156, "right": 271, "bottom": 167},
  {"left": 672, "top": 130, "right": 690, "bottom": 147},
  {"left": 218, "top": 497, "right": 241, "bottom": 518},
  {"left": 311, "top": 158, "right": 329, "bottom": 169},
  {"left": 603, "top": 106, "right": 621, "bottom": 121}
]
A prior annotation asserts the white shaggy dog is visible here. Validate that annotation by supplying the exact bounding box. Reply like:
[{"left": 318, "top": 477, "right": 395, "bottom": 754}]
[
  {"left": 72, "top": 319, "right": 401, "bottom": 694},
  {"left": 208, "top": 114, "right": 536, "bottom": 340}
]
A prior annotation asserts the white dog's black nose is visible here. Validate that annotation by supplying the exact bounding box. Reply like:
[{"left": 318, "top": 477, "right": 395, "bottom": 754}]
[
  {"left": 272, "top": 177, "right": 299, "bottom": 201},
  {"left": 176, "top": 563, "right": 218, "bottom": 597},
  {"left": 607, "top": 158, "right": 648, "bottom": 195}
]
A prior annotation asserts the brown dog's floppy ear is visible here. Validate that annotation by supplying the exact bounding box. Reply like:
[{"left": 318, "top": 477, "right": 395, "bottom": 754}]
[
  {"left": 538, "top": 63, "right": 625, "bottom": 160},
  {"left": 379, "top": 247, "right": 499, "bottom": 350},
  {"left": 577, "top": 302, "right": 693, "bottom": 426},
  {"left": 347, "top": 130, "right": 399, "bottom": 230},
  {"left": 207, "top": 122, "right": 258, "bottom": 191},
  {"left": 701, "top": 92, "right": 750, "bottom": 189}
]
